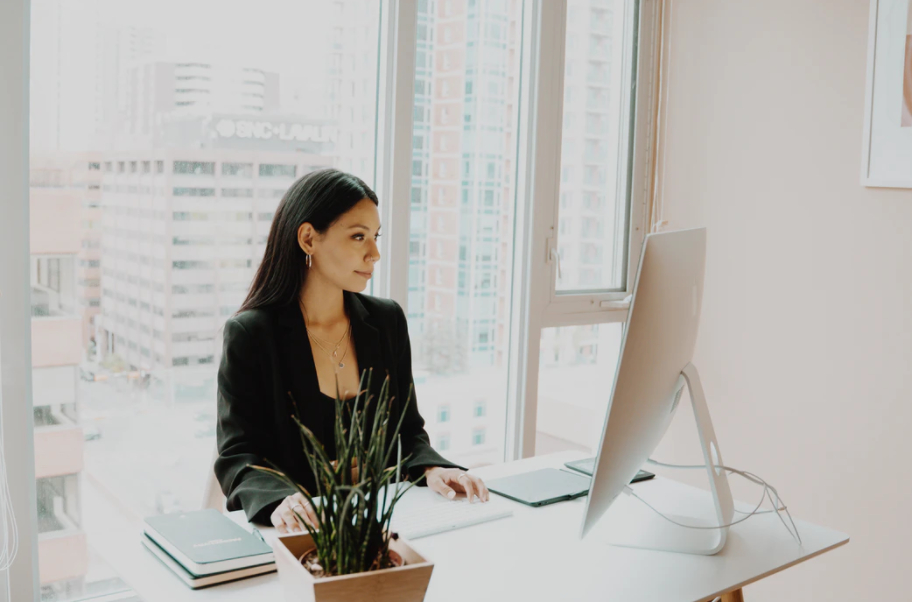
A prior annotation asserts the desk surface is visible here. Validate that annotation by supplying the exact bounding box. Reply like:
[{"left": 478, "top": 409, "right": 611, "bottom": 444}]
[{"left": 110, "top": 451, "right": 848, "bottom": 602}]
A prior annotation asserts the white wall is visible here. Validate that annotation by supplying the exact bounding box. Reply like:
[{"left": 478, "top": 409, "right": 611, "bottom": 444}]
[{"left": 650, "top": 1, "right": 912, "bottom": 600}]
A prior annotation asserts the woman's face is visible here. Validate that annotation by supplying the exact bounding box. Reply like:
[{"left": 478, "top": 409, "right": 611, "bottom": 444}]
[{"left": 300, "top": 197, "right": 381, "bottom": 292}]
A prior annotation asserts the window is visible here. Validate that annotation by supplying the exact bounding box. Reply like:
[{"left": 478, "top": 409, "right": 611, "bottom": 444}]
[
  {"left": 473, "top": 400, "right": 486, "bottom": 418},
  {"left": 36, "top": 475, "right": 80, "bottom": 533},
  {"left": 406, "top": 0, "right": 524, "bottom": 468},
  {"left": 173, "top": 161, "right": 215, "bottom": 175},
  {"left": 535, "top": 323, "right": 621, "bottom": 454},
  {"left": 472, "top": 428, "right": 486, "bottom": 446},
  {"left": 30, "top": 256, "right": 75, "bottom": 317},
  {"left": 222, "top": 162, "right": 253, "bottom": 177},
  {"left": 173, "top": 187, "right": 216, "bottom": 197},
  {"left": 23, "top": 1, "right": 382, "bottom": 588},
  {"left": 221, "top": 188, "right": 254, "bottom": 198},
  {"left": 16, "top": 1, "right": 655, "bottom": 598},
  {"left": 259, "top": 163, "right": 296, "bottom": 178},
  {"left": 556, "top": 0, "right": 633, "bottom": 292}
]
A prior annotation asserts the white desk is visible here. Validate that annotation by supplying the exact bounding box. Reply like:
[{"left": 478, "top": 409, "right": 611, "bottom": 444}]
[{"left": 110, "top": 451, "right": 848, "bottom": 602}]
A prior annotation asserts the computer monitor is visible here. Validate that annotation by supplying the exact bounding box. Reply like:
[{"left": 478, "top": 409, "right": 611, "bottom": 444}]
[{"left": 580, "top": 227, "right": 734, "bottom": 555}]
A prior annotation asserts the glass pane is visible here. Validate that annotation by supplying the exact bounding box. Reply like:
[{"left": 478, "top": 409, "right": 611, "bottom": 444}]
[
  {"left": 555, "top": 0, "right": 634, "bottom": 293},
  {"left": 535, "top": 323, "right": 622, "bottom": 455},
  {"left": 405, "top": 0, "right": 524, "bottom": 468},
  {"left": 29, "top": 1, "right": 380, "bottom": 599}
]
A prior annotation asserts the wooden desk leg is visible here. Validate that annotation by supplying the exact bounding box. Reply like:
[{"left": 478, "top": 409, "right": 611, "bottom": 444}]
[{"left": 720, "top": 589, "right": 745, "bottom": 602}]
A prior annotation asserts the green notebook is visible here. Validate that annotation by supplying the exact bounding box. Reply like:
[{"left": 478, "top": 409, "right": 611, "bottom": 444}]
[{"left": 143, "top": 509, "right": 273, "bottom": 576}]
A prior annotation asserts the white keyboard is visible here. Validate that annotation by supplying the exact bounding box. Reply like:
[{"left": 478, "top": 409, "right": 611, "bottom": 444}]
[{"left": 390, "top": 500, "right": 514, "bottom": 539}]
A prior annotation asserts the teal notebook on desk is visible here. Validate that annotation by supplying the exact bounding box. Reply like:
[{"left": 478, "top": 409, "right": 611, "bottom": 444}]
[
  {"left": 141, "top": 532, "right": 276, "bottom": 589},
  {"left": 143, "top": 509, "right": 273, "bottom": 576}
]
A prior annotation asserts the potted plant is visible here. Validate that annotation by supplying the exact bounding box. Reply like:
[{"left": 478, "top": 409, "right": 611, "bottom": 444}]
[{"left": 250, "top": 369, "right": 434, "bottom": 602}]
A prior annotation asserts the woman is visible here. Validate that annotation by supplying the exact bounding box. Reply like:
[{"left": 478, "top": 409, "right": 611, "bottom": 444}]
[{"left": 215, "top": 168, "right": 489, "bottom": 534}]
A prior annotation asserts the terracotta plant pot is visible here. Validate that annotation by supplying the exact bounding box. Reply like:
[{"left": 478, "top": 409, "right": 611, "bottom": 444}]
[{"left": 273, "top": 532, "right": 434, "bottom": 602}]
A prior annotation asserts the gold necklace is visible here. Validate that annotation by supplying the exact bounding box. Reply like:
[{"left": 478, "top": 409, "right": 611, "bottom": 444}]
[
  {"left": 300, "top": 302, "right": 352, "bottom": 371},
  {"left": 300, "top": 302, "right": 349, "bottom": 350},
  {"left": 309, "top": 329, "right": 351, "bottom": 371}
]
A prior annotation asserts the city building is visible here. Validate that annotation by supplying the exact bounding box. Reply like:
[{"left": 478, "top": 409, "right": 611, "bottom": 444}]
[
  {"left": 404, "top": 0, "right": 523, "bottom": 466},
  {"left": 94, "top": 113, "right": 336, "bottom": 402},
  {"left": 30, "top": 154, "right": 95, "bottom": 599},
  {"left": 122, "top": 62, "right": 280, "bottom": 144}
]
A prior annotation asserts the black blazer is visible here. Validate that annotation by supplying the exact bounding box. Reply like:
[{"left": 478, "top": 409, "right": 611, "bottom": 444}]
[{"left": 215, "top": 290, "right": 465, "bottom": 525}]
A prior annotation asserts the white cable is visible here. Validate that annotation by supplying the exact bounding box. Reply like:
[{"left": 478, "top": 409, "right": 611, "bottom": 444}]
[
  {"left": 645, "top": 458, "right": 801, "bottom": 543},
  {"left": 640, "top": 459, "right": 801, "bottom": 543},
  {"left": 0, "top": 422, "right": 19, "bottom": 571},
  {"left": 620, "top": 458, "right": 802, "bottom": 545}
]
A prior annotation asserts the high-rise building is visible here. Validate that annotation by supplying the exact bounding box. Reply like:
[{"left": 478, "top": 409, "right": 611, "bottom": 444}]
[
  {"left": 30, "top": 153, "right": 106, "bottom": 599},
  {"left": 555, "top": 0, "right": 624, "bottom": 291},
  {"left": 95, "top": 114, "right": 335, "bottom": 401},
  {"left": 122, "top": 62, "right": 280, "bottom": 144},
  {"left": 324, "top": 0, "right": 381, "bottom": 178},
  {"left": 403, "top": 0, "right": 522, "bottom": 466}
]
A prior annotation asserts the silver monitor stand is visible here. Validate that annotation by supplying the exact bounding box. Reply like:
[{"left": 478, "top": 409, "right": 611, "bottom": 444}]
[
  {"left": 579, "top": 227, "right": 734, "bottom": 555},
  {"left": 594, "top": 363, "right": 734, "bottom": 555}
]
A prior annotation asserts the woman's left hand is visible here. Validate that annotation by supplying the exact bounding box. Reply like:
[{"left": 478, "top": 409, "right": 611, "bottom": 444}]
[{"left": 424, "top": 467, "right": 489, "bottom": 503}]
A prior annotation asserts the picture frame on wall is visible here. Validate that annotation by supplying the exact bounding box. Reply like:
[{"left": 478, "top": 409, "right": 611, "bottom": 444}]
[{"left": 861, "top": 0, "right": 912, "bottom": 188}]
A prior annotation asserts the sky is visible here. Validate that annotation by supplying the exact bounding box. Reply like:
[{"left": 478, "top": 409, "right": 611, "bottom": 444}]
[
  {"left": 97, "top": 0, "right": 339, "bottom": 79},
  {"left": 30, "top": 0, "right": 381, "bottom": 150}
]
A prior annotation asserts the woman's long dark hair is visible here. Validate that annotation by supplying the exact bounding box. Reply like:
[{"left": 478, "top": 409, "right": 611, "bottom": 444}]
[{"left": 237, "top": 168, "right": 379, "bottom": 314}]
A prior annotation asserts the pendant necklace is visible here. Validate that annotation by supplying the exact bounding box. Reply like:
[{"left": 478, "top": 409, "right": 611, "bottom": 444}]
[{"left": 301, "top": 302, "right": 352, "bottom": 372}]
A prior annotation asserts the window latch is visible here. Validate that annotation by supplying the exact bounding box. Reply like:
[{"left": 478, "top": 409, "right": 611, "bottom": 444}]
[{"left": 546, "top": 237, "right": 563, "bottom": 280}]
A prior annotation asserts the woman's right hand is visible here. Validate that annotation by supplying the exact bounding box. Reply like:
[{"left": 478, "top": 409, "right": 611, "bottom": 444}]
[{"left": 271, "top": 492, "right": 319, "bottom": 534}]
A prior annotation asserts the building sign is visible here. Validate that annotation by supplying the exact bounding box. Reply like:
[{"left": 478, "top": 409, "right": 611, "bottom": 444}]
[{"left": 214, "top": 119, "right": 337, "bottom": 143}]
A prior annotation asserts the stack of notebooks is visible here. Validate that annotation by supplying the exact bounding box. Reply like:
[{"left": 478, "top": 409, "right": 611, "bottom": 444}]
[{"left": 141, "top": 509, "right": 276, "bottom": 589}]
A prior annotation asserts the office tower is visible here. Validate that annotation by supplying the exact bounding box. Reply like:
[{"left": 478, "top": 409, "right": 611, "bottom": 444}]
[
  {"left": 554, "top": 0, "right": 624, "bottom": 292},
  {"left": 325, "top": 0, "right": 381, "bottom": 179},
  {"left": 123, "top": 62, "right": 280, "bottom": 144},
  {"left": 30, "top": 152, "right": 123, "bottom": 600},
  {"left": 95, "top": 115, "right": 334, "bottom": 401},
  {"left": 403, "top": 0, "right": 522, "bottom": 466}
]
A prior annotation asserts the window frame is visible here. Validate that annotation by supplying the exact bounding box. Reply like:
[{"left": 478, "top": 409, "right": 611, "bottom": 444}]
[
  {"left": 536, "top": 0, "right": 655, "bottom": 329},
  {"left": 375, "top": 0, "right": 661, "bottom": 461},
  {"left": 502, "top": 0, "right": 661, "bottom": 459},
  {"left": 3, "top": 1, "right": 39, "bottom": 599}
]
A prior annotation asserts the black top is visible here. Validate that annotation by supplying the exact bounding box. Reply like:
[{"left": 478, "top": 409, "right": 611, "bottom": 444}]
[
  {"left": 214, "top": 291, "right": 465, "bottom": 525},
  {"left": 315, "top": 391, "right": 356, "bottom": 461}
]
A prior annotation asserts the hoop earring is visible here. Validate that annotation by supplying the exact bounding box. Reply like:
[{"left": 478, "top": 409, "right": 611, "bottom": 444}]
[{"left": 305, "top": 253, "right": 312, "bottom": 268}]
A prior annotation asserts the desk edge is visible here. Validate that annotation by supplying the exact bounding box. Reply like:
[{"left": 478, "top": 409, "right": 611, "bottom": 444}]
[{"left": 691, "top": 535, "right": 850, "bottom": 602}]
